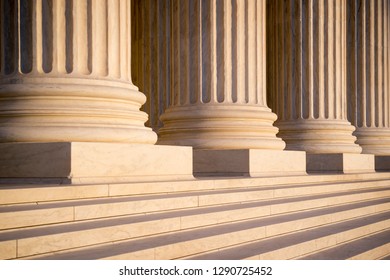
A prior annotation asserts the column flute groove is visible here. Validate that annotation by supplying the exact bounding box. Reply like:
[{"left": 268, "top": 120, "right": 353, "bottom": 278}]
[
  {"left": 133, "top": 0, "right": 285, "bottom": 150},
  {"left": 0, "top": 0, "right": 156, "bottom": 144},
  {"left": 348, "top": 0, "right": 390, "bottom": 155},
  {"left": 267, "top": 0, "right": 362, "bottom": 154}
]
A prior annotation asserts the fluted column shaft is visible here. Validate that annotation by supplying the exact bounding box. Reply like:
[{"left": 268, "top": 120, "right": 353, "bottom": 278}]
[
  {"left": 347, "top": 0, "right": 390, "bottom": 155},
  {"left": 267, "top": 0, "right": 361, "bottom": 154},
  {"left": 0, "top": 0, "right": 156, "bottom": 144},
  {"left": 136, "top": 0, "right": 285, "bottom": 150}
]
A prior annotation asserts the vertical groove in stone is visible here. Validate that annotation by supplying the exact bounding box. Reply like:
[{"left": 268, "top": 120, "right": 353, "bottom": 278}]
[
  {"left": 346, "top": 0, "right": 390, "bottom": 154},
  {"left": 19, "top": 0, "right": 33, "bottom": 74},
  {"left": 119, "top": 0, "right": 127, "bottom": 80},
  {"left": 270, "top": 0, "right": 350, "bottom": 122},
  {"left": 223, "top": 0, "right": 232, "bottom": 104},
  {"left": 1, "top": 1, "right": 17, "bottom": 75},
  {"left": 154, "top": 0, "right": 284, "bottom": 149},
  {"left": 65, "top": 0, "right": 73, "bottom": 73},
  {"left": 52, "top": 0, "right": 68, "bottom": 74},
  {"left": 53, "top": 0, "right": 66, "bottom": 74},
  {"left": 92, "top": 0, "right": 108, "bottom": 76},
  {"left": 107, "top": 0, "right": 119, "bottom": 78},
  {"left": 247, "top": 0, "right": 255, "bottom": 104},
  {"left": 73, "top": 0, "right": 89, "bottom": 74},
  {"left": 42, "top": 0, "right": 53, "bottom": 73},
  {"left": 267, "top": 0, "right": 361, "bottom": 154},
  {"left": 190, "top": 0, "right": 201, "bottom": 104},
  {"left": 348, "top": 0, "right": 390, "bottom": 129}
]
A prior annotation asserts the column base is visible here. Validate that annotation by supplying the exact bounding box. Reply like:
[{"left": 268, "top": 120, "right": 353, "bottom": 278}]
[
  {"left": 307, "top": 153, "right": 375, "bottom": 174},
  {"left": 0, "top": 142, "right": 193, "bottom": 184},
  {"left": 193, "top": 149, "right": 306, "bottom": 177},
  {"left": 375, "top": 156, "right": 390, "bottom": 172}
]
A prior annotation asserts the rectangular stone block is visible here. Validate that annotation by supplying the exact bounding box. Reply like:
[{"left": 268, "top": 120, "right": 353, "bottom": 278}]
[
  {"left": 307, "top": 153, "right": 375, "bottom": 174},
  {"left": 0, "top": 142, "right": 193, "bottom": 184},
  {"left": 375, "top": 156, "right": 390, "bottom": 172},
  {"left": 193, "top": 149, "right": 306, "bottom": 177}
]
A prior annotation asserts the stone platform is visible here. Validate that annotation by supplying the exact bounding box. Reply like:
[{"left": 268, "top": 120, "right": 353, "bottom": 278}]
[{"left": 0, "top": 142, "right": 193, "bottom": 184}]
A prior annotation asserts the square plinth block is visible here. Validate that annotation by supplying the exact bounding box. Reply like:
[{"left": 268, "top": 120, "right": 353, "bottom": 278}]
[
  {"left": 193, "top": 149, "right": 306, "bottom": 177},
  {"left": 375, "top": 156, "right": 390, "bottom": 172},
  {"left": 0, "top": 142, "right": 193, "bottom": 184},
  {"left": 306, "top": 153, "right": 375, "bottom": 174}
]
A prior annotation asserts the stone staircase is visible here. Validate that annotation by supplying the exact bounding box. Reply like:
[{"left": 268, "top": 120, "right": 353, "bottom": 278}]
[{"left": 1, "top": 173, "right": 390, "bottom": 260}]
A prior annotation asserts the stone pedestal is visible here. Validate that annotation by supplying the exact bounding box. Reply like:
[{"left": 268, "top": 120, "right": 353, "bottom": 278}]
[
  {"left": 0, "top": 143, "right": 193, "bottom": 184},
  {"left": 194, "top": 150, "right": 306, "bottom": 177},
  {"left": 307, "top": 154, "right": 375, "bottom": 174}
]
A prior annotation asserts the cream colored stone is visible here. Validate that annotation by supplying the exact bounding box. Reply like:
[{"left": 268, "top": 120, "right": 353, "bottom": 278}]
[
  {"left": 0, "top": 142, "right": 193, "bottom": 184},
  {"left": 198, "top": 189, "right": 274, "bottom": 207},
  {"left": 267, "top": 0, "right": 362, "bottom": 154},
  {"left": 0, "top": 1, "right": 156, "bottom": 145},
  {"left": 180, "top": 206, "right": 271, "bottom": 229},
  {"left": 154, "top": 227, "right": 267, "bottom": 259},
  {"left": 194, "top": 149, "right": 306, "bottom": 177},
  {"left": 0, "top": 184, "right": 109, "bottom": 205},
  {"left": 307, "top": 154, "right": 375, "bottom": 173},
  {"left": 74, "top": 196, "right": 198, "bottom": 221},
  {"left": 134, "top": 0, "right": 285, "bottom": 150},
  {"left": 0, "top": 241, "right": 16, "bottom": 259},
  {"left": 0, "top": 208, "right": 74, "bottom": 230},
  {"left": 347, "top": 0, "right": 390, "bottom": 155},
  {"left": 17, "top": 217, "right": 181, "bottom": 258}
]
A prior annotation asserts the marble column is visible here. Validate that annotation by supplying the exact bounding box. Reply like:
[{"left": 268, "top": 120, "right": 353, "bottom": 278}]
[
  {"left": 0, "top": 0, "right": 193, "bottom": 183},
  {"left": 154, "top": 0, "right": 286, "bottom": 150},
  {"left": 347, "top": 0, "right": 390, "bottom": 156},
  {"left": 0, "top": 0, "right": 156, "bottom": 144},
  {"left": 267, "top": 0, "right": 362, "bottom": 154}
]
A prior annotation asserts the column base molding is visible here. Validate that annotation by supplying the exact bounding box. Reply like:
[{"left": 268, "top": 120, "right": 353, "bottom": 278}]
[
  {"left": 0, "top": 142, "right": 193, "bottom": 184},
  {"left": 193, "top": 149, "right": 306, "bottom": 177},
  {"left": 307, "top": 153, "right": 375, "bottom": 174}
]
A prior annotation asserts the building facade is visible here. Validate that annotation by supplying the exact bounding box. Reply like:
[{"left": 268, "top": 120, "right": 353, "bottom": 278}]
[{"left": 1, "top": 0, "right": 390, "bottom": 260}]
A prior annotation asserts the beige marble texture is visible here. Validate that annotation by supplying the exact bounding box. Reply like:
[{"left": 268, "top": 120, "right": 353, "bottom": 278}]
[
  {"left": 133, "top": 0, "right": 285, "bottom": 150},
  {"left": 267, "top": 0, "right": 362, "bottom": 154},
  {"left": 307, "top": 153, "right": 375, "bottom": 173},
  {"left": 194, "top": 149, "right": 306, "bottom": 177},
  {"left": 347, "top": 0, "right": 390, "bottom": 155},
  {"left": 0, "top": 142, "right": 193, "bottom": 184},
  {"left": 0, "top": 0, "right": 156, "bottom": 144}
]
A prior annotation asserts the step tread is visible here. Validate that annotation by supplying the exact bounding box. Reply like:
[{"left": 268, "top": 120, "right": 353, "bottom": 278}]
[
  {"left": 299, "top": 229, "right": 390, "bottom": 260},
  {"left": 29, "top": 208, "right": 390, "bottom": 259},
  {"left": 2, "top": 183, "right": 390, "bottom": 213},
  {"left": 1, "top": 175, "right": 390, "bottom": 207},
  {"left": 186, "top": 212, "right": 390, "bottom": 260},
  {"left": 1, "top": 197, "right": 390, "bottom": 242}
]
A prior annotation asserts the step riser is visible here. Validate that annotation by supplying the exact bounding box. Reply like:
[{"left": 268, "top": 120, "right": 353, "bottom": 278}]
[
  {"left": 2, "top": 173, "right": 390, "bottom": 205},
  {"left": 254, "top": 221, "right": 390, "bottom": 260},
  {"left": 23, "top": 205, "right": 390, "bottom": 260},
  {"left": 349, "top": 243, "right": 390, "bottom": 260},
  {"left": 2, "top": 187, "right": 390, "bottom": 231}
]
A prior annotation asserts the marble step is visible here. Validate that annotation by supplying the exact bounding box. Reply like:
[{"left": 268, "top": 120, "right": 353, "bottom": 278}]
[
  {"left": 299, "top": 229, "right": 390, "bottom": 260},
  {"left": 1, "top": 180, "right": 390, "bottom": 230},
  {"left": 2, "top": 196, "right": 390, "bottom": 259},
  {"left": 186, "top": 212, "right": 390, "bottom": 260},
  {"left": 1, "top": 173, "right": 390, "bottom": 205},
  {"left": 23, "top": 201, "right": 390, "bottom": 260}
]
